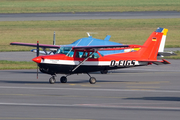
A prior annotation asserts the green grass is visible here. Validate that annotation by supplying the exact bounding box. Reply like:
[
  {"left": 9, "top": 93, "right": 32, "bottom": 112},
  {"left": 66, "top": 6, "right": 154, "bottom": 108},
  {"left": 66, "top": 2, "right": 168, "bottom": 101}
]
[
  {"left": 0, "top": 18, "right": 180, "bottom": 52},
  {"left": 0, "top": 0, "right": 180, "bottom": 13},
  {"left": 0, "top": 60, "right": 36, "bottom": 70}
]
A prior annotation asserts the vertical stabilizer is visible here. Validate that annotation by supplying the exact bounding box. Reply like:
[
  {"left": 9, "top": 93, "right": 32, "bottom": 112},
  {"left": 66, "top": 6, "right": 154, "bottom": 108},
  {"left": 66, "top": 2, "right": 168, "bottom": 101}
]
[
  {"left": 104, "top": 35, "right": 111, "bottom": 41},
  {"left": 156, "top": 27, "right": 168, "bottom": 52},
  {"left": 138, "top": 29, "right": 165, "bottom": 61}
]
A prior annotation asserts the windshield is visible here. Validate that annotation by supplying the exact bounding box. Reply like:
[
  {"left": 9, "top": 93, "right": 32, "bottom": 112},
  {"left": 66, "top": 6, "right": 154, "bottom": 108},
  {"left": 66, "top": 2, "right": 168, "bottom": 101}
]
[{"left": 56, "top": 47, "right": 74, "bottom": 57}]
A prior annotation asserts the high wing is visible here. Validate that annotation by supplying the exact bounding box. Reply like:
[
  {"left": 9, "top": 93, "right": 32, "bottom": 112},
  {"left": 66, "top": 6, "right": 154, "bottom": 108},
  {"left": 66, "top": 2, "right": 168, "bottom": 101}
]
[
  {"left": 72, "top": 44, "right": 144, "bottom": 51},
  {"left": 10, "top": 42, "right": 60, "bottom": 49}
]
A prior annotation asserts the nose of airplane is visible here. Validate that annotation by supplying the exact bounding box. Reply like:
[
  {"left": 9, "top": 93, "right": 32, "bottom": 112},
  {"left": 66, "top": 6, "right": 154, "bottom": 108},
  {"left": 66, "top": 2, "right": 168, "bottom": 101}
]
[{"left": 32, "top": 57, "right": 42, "bottom": 63}]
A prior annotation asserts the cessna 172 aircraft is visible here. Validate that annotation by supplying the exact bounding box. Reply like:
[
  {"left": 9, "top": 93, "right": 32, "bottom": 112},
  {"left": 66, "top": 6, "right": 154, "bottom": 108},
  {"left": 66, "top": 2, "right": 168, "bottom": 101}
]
[
  {"left": 29, "top": 27, "right": 170, "bottom": 84},
  {"left": 10, "top": 27, "right": 174, "bottom": 74}
]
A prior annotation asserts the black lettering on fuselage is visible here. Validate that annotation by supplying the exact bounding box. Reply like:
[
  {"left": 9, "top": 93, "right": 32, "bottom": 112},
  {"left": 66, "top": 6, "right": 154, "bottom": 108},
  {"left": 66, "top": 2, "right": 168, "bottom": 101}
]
[
  {"left": 110, "top": 60, "right": 116, "bottom": 67},
  {"left": 110, "top": 60, "right": 136, "bottom": 67}
]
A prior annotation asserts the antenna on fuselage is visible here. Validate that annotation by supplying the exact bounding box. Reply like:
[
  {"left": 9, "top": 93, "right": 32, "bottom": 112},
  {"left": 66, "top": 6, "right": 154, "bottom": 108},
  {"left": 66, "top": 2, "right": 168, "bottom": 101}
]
[
  {"left": 87, "top": 32, "right": 90, "bottom": 37},
  {"left": 86, "top": 32, "right": 98, "bottom": 37}
]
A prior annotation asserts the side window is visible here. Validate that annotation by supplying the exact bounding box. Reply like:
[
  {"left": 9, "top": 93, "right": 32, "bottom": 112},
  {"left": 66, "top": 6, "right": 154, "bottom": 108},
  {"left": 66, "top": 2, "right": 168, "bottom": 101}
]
[
  {"left": 89, "top": 52, "right": 100, "bottom": 59},
  {"left": 67, "top": 50, "right": 74, "bottom": 57},
  {"left": 82, "top": 52, "right": 88, "bottom": 58},
  {"left": 75, "top": 51, "right": 100, "bottom": 59},
  {"left": 75, "top": 51, "right": 88, "bottom": 58}
]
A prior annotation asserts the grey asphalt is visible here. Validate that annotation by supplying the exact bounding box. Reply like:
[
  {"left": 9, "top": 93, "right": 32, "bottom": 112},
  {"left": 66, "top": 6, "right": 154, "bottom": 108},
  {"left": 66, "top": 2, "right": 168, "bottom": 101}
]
[
  {"left": 1, "top": 11, "right": 180, "bottom": 21},
  {"left": 0, "top": 59, "right": 180, "bottom": 120},
  {"left": 1, "top": 11, "right": 180, "bottom": 120}
]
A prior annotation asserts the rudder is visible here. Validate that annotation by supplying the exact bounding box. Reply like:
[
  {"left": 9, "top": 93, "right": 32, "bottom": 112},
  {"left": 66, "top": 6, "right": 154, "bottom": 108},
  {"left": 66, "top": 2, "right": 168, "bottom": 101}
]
[{"left": 138, "top": 28, "right": 166, "bottom": 61}]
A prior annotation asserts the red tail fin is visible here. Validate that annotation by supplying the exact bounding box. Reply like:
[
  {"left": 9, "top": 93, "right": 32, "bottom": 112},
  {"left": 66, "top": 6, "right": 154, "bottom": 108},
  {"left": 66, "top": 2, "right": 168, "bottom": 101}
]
[{"left": 138, "top": 31, "right": 163, "bottom": 61}]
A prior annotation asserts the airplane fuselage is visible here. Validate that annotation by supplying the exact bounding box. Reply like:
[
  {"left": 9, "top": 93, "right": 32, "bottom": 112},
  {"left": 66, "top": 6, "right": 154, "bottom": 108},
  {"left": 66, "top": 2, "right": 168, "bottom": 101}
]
[{"left": 35, "top": 50, "right": 148, "bottom": 75}]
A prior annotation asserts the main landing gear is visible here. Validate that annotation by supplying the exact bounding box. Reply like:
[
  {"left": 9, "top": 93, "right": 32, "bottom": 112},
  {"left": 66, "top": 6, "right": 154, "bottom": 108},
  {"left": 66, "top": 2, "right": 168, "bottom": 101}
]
[
  {"left": 48, "top": 73, "right": 96, "bottom": 84},
  {"left": 87, "top": 73, "right": 96, "bottom": 84},
  {"left": 49, "top": 75, "right": 67, "bottom": 84}
]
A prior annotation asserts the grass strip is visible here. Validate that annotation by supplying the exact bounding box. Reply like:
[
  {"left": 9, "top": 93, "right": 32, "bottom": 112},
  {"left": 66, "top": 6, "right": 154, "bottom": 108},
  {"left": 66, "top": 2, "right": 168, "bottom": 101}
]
[
  {"left": 0, "top": 0, "right": 180, "bottom": 13},
  {"left": 0, "top": 60, "right": 36, "bottom": 70}
]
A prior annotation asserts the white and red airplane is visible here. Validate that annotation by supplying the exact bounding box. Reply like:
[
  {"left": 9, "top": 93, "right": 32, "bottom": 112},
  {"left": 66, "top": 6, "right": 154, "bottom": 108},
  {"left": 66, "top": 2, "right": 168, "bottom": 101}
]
[{"left": 32, "top": 27, "right": 170, "bottom": 84}]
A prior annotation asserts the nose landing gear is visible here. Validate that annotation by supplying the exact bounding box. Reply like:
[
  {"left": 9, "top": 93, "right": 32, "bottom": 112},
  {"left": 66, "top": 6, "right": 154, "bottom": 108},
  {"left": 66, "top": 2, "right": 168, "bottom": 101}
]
[{"left": 49, "top": 75, "right": 56, "bottom": 84}]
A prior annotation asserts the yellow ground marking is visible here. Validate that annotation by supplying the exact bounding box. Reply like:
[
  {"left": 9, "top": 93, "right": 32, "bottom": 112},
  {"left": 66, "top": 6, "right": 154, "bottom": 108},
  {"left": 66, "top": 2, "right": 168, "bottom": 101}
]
[
  {"left": 127, "top": 86, "right": 160, "bottom": 89},
  {"left": 69, "top": 84, "right": 76, "bottom": 85}
]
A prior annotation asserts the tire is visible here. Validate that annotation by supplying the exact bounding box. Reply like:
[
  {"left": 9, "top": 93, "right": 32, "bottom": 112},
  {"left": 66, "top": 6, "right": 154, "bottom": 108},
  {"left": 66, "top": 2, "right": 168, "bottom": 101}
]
[
  {"left": 49, "top": 77, "right": 56, "bottom": 84},
  {"left": 89, "top": 77, "right": 96, "bottom": 84},
  {"left": 60, "top": 76, "right": 67, "bottom": 83}
]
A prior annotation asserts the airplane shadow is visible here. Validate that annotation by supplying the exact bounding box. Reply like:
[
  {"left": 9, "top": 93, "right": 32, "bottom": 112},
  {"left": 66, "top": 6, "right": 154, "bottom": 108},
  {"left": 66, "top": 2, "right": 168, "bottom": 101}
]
[
  {"left": 66, "top": 80, "right": 127, "bottom": 84},
  {"left": 124, "top": 97, "right": 180, "bottom": 101}
]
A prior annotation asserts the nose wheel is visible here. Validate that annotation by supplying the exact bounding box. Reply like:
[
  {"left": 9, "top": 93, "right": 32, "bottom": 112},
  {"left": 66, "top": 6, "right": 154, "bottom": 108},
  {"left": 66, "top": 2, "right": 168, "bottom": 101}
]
[{"left": 49, "top": 76, "right": 56, "bottom": 84}]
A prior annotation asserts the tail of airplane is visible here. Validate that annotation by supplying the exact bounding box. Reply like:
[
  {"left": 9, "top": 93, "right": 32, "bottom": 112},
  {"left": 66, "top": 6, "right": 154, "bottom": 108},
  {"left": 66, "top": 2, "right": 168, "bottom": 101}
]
[
  {"left": 157, "top": 27, "right": 168, "bottom": 53},
  {"left": 137, "top": 27, "right": 170, "bottom": 64}
]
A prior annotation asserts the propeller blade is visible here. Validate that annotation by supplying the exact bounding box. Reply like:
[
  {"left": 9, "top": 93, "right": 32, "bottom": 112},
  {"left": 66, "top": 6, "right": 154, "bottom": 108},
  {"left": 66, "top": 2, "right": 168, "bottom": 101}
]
[
  {"left": 36, "top": 41, "right": 39, "bottom": 79},
  {"left": 37, "top": 41, "right": 39, "bottom": 57}
]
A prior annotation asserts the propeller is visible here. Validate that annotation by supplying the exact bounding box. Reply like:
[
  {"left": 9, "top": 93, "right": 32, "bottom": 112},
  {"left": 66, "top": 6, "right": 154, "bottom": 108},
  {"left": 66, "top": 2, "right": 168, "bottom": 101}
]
[
  {"left": 37, "top": 41, "right": 39, "bottom": 57},
  {"left": 37, "top": 41, "right": 39, "bottom": 79}
]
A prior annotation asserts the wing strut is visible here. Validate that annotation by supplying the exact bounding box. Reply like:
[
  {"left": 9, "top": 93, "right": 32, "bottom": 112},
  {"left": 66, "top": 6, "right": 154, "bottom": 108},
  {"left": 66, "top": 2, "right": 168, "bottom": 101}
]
[{"left": 72, "top": 50, "right": 96, "bottom": 72}]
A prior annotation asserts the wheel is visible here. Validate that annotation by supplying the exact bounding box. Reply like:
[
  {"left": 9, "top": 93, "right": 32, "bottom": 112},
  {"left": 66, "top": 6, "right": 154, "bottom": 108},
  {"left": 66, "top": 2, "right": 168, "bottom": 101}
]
[
  {"left": 89, "top": 77, "right": 96, "bottom": 84},
  {"left": 49, "top": 77, "right": 56, "bottom": 84},
  {"left": 60, "top": 76, "right": 67, "bottom": 83},
  {"left": 100, "top": 70, "right": 108, "bottom": 74}
]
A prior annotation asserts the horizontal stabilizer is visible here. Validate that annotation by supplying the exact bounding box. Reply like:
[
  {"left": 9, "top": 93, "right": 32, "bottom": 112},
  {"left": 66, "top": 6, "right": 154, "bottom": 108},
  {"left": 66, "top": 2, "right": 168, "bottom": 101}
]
[
  {"left": 140, "top": 59, "right": 170, "bottom": 65},
  {"left": 158, "top": 52, "right": 177, "bottom": 57},
  {"left": 153, "top": 59, "right": 171, "bottom": 65}
]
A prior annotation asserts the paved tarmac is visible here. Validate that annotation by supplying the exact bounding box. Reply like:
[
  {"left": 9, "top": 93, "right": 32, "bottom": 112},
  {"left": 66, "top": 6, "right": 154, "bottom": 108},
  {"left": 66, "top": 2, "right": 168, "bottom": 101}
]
[
  {"left": 1, "top": 11, "right": 180, "bottom": 120},
  {"left": 0, "top": 59, "right": 180, "bottom": 120},
  {"left": 1, "top": 11, "right": 180, "bottom": 21}
]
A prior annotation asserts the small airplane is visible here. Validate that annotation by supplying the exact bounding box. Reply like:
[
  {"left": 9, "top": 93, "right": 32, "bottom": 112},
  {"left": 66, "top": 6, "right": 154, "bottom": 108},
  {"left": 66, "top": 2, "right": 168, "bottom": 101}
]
[
  {"left": 10, "top": 32, "right": 125, "bottom": 55},
  {"left": 30, "top": 27, "right": 170, "bottom": 84},
  {"left": 10, "top": 28, "right": 175, "bottom": 74}
]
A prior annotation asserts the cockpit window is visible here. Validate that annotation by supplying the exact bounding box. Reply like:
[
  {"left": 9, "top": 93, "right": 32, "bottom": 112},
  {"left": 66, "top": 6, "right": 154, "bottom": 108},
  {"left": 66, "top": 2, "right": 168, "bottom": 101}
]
[
  {"left": 76, "top": 51, "right": 88, "bottom": 58},
  {"left": 75, "top": 51, "right": 100, "bottom": 59},
  {"left": 56, "top": 47, "right": 74, "bottom": 57}
]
